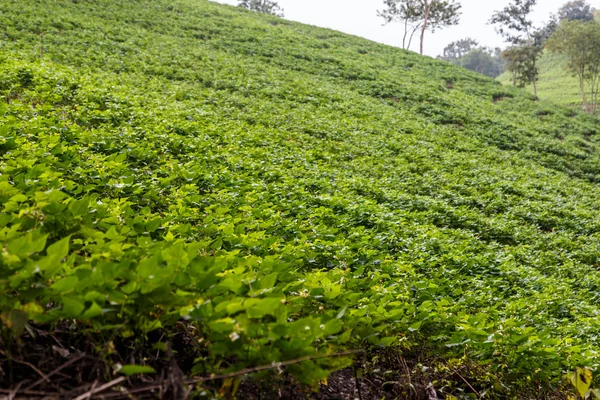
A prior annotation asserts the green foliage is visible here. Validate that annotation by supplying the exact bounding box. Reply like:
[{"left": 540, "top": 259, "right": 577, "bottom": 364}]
[
  {"left": 490, "top": 0, "right": 544, "bottom": 96},
  {"left": 118, "top": 365, "right": 157, "bottom": 376},
  {"left": 459, "top": 48, "right": 504, "bottom": 77},
  {"left": 566, "top": 367, "right": 600, "bottom": 399},
  {"left": 379, "top": 0, "right": 462, "bottom": 54},
  {"left": 559, "top": 0, "right": 596, "bottom": 22},
  {"left": 438, "top": 39, "right": 505, "bottom": 78},
  {"left": 489, "top": 0, "right": 537, "bottom": 45},
  {"left": 546, "top": 19, "right": 600, "bottom": 114},
  {"left": 379, "top": 0, "right": 425, "bottom": 50},
  {"left": 238, "top": 0, "right": 284, "bottom": 17},
  {"left": 502, "top": 44, "right": 543, "bottom": 89},
  {"left": 497, "top": 51, "right": 585, "bottom": 109},
  {"left": 439, "top": 37, "right": 479, "bottom": 60},
  {"left": 2, "top": 0, "right": 600, "bottom": 395}
]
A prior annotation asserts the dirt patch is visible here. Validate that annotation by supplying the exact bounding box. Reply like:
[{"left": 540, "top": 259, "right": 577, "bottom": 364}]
[
  {"left": 492, "top": 92, "right": 514, "bottom": 103},
  {"left": 0, "top": 324, "right": 571, "bottom": 400}
]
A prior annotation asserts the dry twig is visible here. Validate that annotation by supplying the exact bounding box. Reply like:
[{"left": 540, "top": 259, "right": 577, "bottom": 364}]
[
  {"left": 72, "top": 377, "right": 126, "bottom": 400},
  {"left": 455, "top": 369, "right": 480, "bottom": 398},
  {"left": 24, "top": 353, "right": 86, "bottom": 391},
  {"left": 0, "top": 350, "right": 50, "bottom": 385},
  {"left": 101, "top": 349, "right": 363, "bottom": 399},
  {"left": 1, "top": 350, "right": 362, "bottom": 399}
]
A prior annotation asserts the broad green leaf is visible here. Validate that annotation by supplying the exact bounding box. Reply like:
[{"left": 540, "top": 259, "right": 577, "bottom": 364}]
[
  {"left": 337, "top": 329, "right": 353, "bottom": 344},
  {"left": 7, "top": 232, "right": 47, "bottom": 258},
  {"left": 245, "top": 297, "right": 282, "bottom": 318},
  {"left": 146, "top": 217, "right": 162, "bottom": 232},
  {"left": 378, "top": 336, "right": 396, "bottom": 346},
  {"left": 20, "top": 302, "right": 44, "bottom": 317},
  {"left": 139, "top": 318, "right": 163, "bottom": 333},
  {"left": 162, "top": 242, "right": 190, "bottom": 268},
  {"left": 569, "top": 367, "right": 593, "bottom": 398},
  {"left": 409, "top": 321, "right": 422, "bottom": 332},
  {"left": 62, "top": 296, "right": 85, "bottom": 317},
  {"left": 51, "top": 276, "right": 78, "bottom": 293},
  {"left": 208, "top": 318, "right": 236, "bottom": 333},
  {"left": 323, "top": 318, "right": 343, "bottom": 335},
  {"left": 137, "top": 256, "right": 159, "bottom": 279},
  {"left": 258, "top": 272, "right": 278, "bottom": 290},
  {"left": 118, "top": 365, "right": 156, "bottom": 376},
  {"left": 0, "top": 310, "right": 28, "bottom": 336},
  {"left": 46, "top": 236, "right": 70, "bottom": 259},
  {"left": 68, "top": 196, "right": 89, "bottom": 217},
  {"left": 82, "top": 302, "right": 104, "bottom": 319}
]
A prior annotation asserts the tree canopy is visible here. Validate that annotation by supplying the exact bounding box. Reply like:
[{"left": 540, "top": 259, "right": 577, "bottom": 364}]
[
  {"left": 546, "top": 20, "right": 600, "bottom": 113},
  {"left": 489, "top": 0, "right": 537, "bottom": 45},
  {"left": 438, "top": 39, "right": 505, "bottom": 78},
  {"left": 238, "top": 0, "right": 284, "bottom": 17},
  {"left": 460, "top": 49, "right": 504, "bottom": 78},
  {"left": 439, "top": 37, "right": 479, "bottom": 61},
  {"left": 378, "top": 0, "right": 425, "bottom": 50},
  {"left": 379, "top": 0, "right": 461, "bottom": 55},
  {"left": 558, "top": 0, "right": 596, "bottom": 22},
  {"left": 490, "top": 0, "right": 542, "bottom": 96}
]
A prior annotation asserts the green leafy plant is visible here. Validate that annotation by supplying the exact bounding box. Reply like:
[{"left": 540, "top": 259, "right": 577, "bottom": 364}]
[
  {"left": 1, "top": 0, "right": 600, "bottom": 397},
  {"left": 567, "top": 367, "right": 600, "bottom": 399}
]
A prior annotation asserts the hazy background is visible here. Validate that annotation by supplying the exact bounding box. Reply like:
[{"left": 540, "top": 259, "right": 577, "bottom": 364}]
[{"left": 212, "top": 0, "right": 600, "bottom": 57}]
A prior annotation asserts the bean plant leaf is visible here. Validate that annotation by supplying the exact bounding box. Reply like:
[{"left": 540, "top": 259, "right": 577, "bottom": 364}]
[
  {"left": 118, "top": 365, "right": 156, "bottom": 376},
  {"left": 47, "top": 236, "right": 70, "bottom": 259},
  {"left": 0, "top": 310, "right": 28, "bottom": 336},
  {"left": 569, "top": 367, "right": 593, "bottom": 398},
  {"left": 2, "top": 0, "right": 600, "bottom": 395},
  {"left": 51, "top": 276, "right": 79, "bottom": 293}
]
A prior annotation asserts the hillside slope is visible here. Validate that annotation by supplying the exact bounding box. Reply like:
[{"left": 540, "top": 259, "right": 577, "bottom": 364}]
[
  {"left": 498, "top": 52, "right": 587, "bottom": 110},
  {"left": 498, "top": 14, "right": 600, "bottom": 108},
  {"left": 2, "top": 0, "right": 600, "bottom": 397}
]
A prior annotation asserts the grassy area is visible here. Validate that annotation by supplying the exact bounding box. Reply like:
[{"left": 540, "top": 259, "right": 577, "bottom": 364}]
[
  {"left": 2, "top": 0, "right": 600, "bottom": 398},
  {"left": 497, "top": 12, "right": 600, "bottom": 109},
  {"left": 498, "top": 52, "right": 589, "bottom": 111}
]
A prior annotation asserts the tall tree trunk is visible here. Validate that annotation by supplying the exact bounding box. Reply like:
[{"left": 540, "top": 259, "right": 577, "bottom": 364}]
[
  {"left": 403, "top": 18, "right": 409, "bottom": 49},
  {"left": 408, "top": 23, "right": 421, "bottom": 51},
  {"left": 579, "top": 74, "right": 589, "bottom": 113},
  {"left": 591, "top": 75, "right": 599, "bottom": 115},
  {"left": 532, "top": 60, "right": 537, "bottom": 98},
  {"left": 419, "top": 0, "right": 430, "bottom": 55}
]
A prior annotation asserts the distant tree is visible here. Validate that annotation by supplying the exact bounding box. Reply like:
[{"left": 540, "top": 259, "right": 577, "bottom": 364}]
[
  {"left": 489, "top": 0, "right": 537, "bottom": 45},
  {"left": 438, "top": 39, "right": 505, "bottom": 77},
  {"left": 502, "top": 45, "right": 542, "bottom": 88},
  {"left": 535, "top": 14, "right": 559, "bottom": 44},
  {"left": 490, "top": 0, "right": 542, "bottom": 97},
  {"left": 378, "top": 0, "right": 424, "bottom": 50},
  {"left": 439, "top": 38, "right": 479, "bottom": 61},
  {"left": 558, "top": 0, "right": 595, "bottom": 22},
  {"left": 460, "top": 48, "right": 505, "bottom": 77},
  {"left": 379, "top": 0, "right": 462, "bottom": 55},
  {"left": 546, "top": 20, "right": 600, "bottom": 113},
  {"left": 238, "top": 0, "right": 284, "bottom": 17}
]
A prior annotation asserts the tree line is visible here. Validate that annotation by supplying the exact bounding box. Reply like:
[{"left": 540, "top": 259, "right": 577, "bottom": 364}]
[
  {"left": 239, "top": 0, "right": 600, "bottom": 114},
  {"left": 381, "top": 0, "right": 600, "bottom": 114},
  {"left": 488, "top": 0, "right": 599, "bottom": 114},
  {"left": 237, "top": 0, "right": 284, "bottom": 17}
]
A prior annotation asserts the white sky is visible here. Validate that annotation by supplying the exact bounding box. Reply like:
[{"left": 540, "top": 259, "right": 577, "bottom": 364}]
[{"left": 212, "top": 0, "right": 600, "bottom": 57}]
